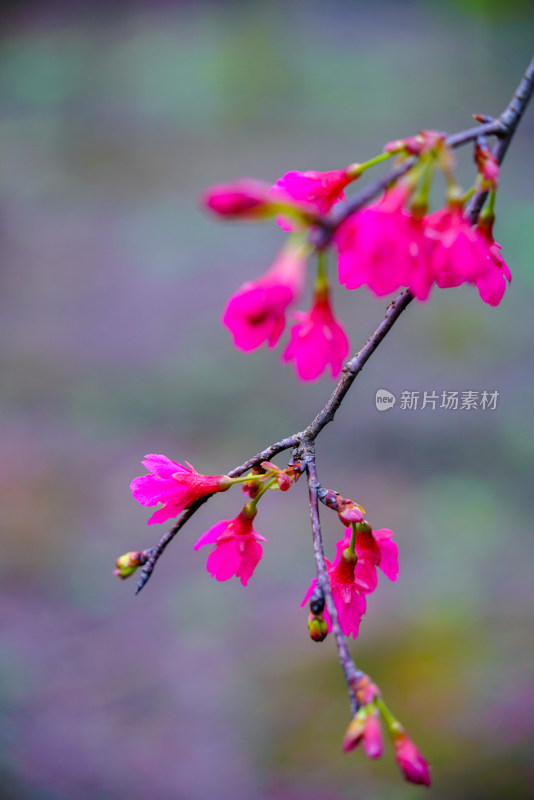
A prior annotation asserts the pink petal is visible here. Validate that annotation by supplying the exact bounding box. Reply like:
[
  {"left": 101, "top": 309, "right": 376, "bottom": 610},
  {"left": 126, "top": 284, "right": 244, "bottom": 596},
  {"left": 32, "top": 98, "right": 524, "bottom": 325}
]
[
  {"left": 236, "top": 537, "right": 263, "bottom": 586},
  {"left": 374, "top": 529, "right": 399, "bottom": 581},
  {"left": 206, "top": 539, "right": 242, "bottom": 582},
  {"left": 146, "top": 502, "right": 184, "bottom": 526},
  {"left": 141, "top": 454, "right": 189, "bottom": 478},
  {"left": 301, "top": 579, "right": 318, "bottom": 608},
  {"left": 130, "top": 475, "right": 186, "bottom": 507},
  {"left": 193, "top": 519, "right": 231, "bottom": 550}
]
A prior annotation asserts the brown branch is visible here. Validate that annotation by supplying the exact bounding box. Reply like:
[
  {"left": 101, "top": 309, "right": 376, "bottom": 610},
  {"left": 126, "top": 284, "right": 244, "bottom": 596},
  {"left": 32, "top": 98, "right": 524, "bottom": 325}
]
[
  {"left": 303, "top": 444, "right": 362, "bottom": 714},
  {"left": 134, "top": 54, "right": 534, "bottom": 595}
]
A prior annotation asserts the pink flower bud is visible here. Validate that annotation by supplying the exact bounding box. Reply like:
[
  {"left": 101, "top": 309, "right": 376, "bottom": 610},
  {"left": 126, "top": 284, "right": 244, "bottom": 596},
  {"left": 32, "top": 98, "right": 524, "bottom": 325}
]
[
  {"left": 362, "top": 709, "right": 383, "bottom": 759},
  {"left": 342, "top": 711, "right": 366, "bottom": 752},
  {"left": 393, "top": 731, "right": 431, "bottom": 786},
  {"left": 202, "top": 179, "right": 275, "bottom": 219},
  {"left": 342, "top": 705, "right": 383, "bottom": 758},
  {"left": 338, "top": 502, "right": 365, "bottom": 526}
]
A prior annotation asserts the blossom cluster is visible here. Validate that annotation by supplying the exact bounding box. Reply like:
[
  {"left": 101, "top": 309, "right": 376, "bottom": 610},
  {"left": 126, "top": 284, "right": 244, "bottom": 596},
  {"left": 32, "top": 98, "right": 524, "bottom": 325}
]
[
  {"left": 202, "top": 133, "right": 510, "bottom": 383},
  {"left": 342, "top": 674, "right": 431, "bottom": 786}
]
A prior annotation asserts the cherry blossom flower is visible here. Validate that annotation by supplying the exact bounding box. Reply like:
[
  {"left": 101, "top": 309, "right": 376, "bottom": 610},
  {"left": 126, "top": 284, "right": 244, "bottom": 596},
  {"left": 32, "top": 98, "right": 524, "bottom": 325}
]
[
  {"left": 194, "top": 509, "right": 266, "bottom": 586},
  {"left": 302, "top": 525, "right": 398, "bottom": 638},
  {"left": 475, "top": 218, "right": 511, "bottom": 306},
  {"left": 131, "top": 454, "right": 231, "bottom": 525},
  {"left": 335, "top": 186, "right": 434, "bottom": 302},
  {"left": 393, "top": 730, "right": 432, "bottom": 786},
  {"left": 274, "top": 167, "right": 355, "bottom": 216},
  {"left": 223, "top": 239, "right": 307, "bottom": 352},
  {"left": 302, "top": 538, "right": 367, "bottom": 639},
  {"left": 352, "top": 524, "right": 399, "bottom": 594},
  {"left": 282, "top": 287, "right": 349, "bottom": 381},
  {"left": 425, "top": 204, "right": 490, "bottom": 288}
]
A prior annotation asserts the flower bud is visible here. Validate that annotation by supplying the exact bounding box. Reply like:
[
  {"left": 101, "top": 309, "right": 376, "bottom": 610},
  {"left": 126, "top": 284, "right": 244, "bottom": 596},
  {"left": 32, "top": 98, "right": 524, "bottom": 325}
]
[
  {"left": 342, "top": 707, "right": 368, "bottom": 752},
  {"left": 202, "top": 179, "right": 276, "bottom": 219},
  {"left": 362, "top": 709, "right": 383, "bottom": 759},
  {"left": 338, "top": 502, "right": 365, "bottom": 526},
  {"left": 113, "top": 550, "right": 149, "bottom": 580},
  {"left": 309, "top": 587, "right": 325, "bottom": 616},
  {"left": 307, "top": 613, "right": 328, "bottom": 642},
  {"left": 342, "top": 703, "right": 383, "bottom": 756},
  {"left": 392, "top": 729, "right": 431, "bottom": 786}
]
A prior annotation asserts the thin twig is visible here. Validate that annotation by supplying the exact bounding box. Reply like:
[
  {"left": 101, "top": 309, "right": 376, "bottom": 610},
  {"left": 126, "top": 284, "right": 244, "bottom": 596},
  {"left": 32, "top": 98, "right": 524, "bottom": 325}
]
[{"left": 303, "top": 444, "right": 362, "bottom": 714}]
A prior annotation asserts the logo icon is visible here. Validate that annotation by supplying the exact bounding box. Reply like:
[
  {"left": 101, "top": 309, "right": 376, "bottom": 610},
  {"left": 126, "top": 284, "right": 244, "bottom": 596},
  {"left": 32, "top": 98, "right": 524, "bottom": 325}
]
[{"left": 375, "top": 389, "right": 396, "bottom": 411}]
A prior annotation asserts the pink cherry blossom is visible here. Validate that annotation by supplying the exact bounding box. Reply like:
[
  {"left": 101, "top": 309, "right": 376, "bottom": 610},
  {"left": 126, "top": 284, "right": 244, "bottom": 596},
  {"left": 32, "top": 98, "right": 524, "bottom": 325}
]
[
  {"left": 302, "top": 538, "right": 368, "bottom": 639},
  {"left": 393, "top": 731, "right": 431, "bottom": 786},
  {"left": 351, "top": 525, "right": 399, "bottom": 593},
  {"left": 275, "top": 168, "right": 354, "bottom": 215},
  {"left": 425, "top": 205, "right": 490, "bottom": 288},
  {"left": 335, "top": 187, "right": 434, "bottom": 302},
  {"left": 281, "top": 288, "right": 350, "bottom": 381},
  {"left": 223, "top": 240, "right": 307, "bottom": 352},
  {"left": 194, "top": 510, "right": 266, "bottom": 586},
  {"left": 131, "top": 454, "right": 231, "bottom": 525},
  {"left": 475, "top": 220, "right": 511, "bottom": 306}
]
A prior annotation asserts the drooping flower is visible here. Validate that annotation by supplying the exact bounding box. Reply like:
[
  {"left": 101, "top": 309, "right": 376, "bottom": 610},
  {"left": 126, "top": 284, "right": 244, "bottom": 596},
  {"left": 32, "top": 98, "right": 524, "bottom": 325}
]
[
  {"left": 392, "top": 729, "right": 432, "bottom": 786},
  {"left": 475, "top": 217, "right": 511, "bottom": 306},
  {"left": 335, "top": 185, "right": 434, "bottom": 302},
  {"left": 425, "top": 203, "right": 491, "bottom": 288},
  {"left": 194, "top": 508, "right": 266, "bottom": 586},
  {"left": 302, "top": 538, "right": 367, "bottom": 639},
  {"left": 275, "top": 167, "right": 356, "bottom": 216},
  {"left": 352, "top": 524, "right": 399, "bottom": 595},
  {"left": 281, "top": 286, "right": 350, "bottom": 381},
  {"left": 302, "top": 524, "right": 398, "bottom": 638},
  {"left": 222, "top": 239, "right": 308, "bottom": 352},
  {"left": 131, "top": 454, "right": 231, "bottom": 525}
]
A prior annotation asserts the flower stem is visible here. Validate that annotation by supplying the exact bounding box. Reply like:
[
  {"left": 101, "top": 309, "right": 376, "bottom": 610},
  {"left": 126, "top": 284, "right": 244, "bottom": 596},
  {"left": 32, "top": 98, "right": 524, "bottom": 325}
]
[
  {"left": 348, "top": 151, "right": 394, "bottom": 179},
  {"left": 246, "top": 476, "right": 279, "bottom": 511}
]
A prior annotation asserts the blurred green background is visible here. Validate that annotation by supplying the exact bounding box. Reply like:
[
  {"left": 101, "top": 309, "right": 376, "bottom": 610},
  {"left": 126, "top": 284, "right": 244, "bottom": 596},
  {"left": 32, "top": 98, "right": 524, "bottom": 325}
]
[{"left": 1, "top": 1, "right": 534, "bottom": 798}]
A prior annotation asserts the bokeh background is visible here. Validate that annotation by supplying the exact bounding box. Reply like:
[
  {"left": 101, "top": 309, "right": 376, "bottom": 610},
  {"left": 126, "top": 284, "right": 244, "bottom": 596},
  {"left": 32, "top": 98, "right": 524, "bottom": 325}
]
[{"left": 1, "top": 1, "right": 534, "bottom": 798}]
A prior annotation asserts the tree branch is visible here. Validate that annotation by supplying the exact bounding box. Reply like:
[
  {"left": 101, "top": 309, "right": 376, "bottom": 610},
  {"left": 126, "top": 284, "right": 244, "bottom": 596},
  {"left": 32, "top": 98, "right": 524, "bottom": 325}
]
[
  {"left": 303, "top": 443, "right": 362, "bottom": 714},
  {"left": 133, "top": 54, "right": 534, "bottom": 596}
]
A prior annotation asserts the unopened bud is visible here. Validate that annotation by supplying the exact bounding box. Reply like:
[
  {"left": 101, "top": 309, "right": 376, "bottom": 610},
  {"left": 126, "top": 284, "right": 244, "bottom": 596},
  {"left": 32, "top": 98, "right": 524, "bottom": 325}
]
[
  {"left": 309, "top": 587, "right": 325, "bottom": 615},
  {"left": 342, "top": 706, "right": 369, "bottom": 752},
  {"left": 308, "top": 613, "right": 328, "bottom": 642},
  {"left": 113, "top": 550, "right": 149, "bottom": 580},
  {"left": 202, "top": 179, "right": 275, "bottom": 219},
  {"left": 338, "top": 502, "right": 365, "bottom": 526},
  {"left": 392, "top": 730, "right": 431, "bottom": 787}
]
